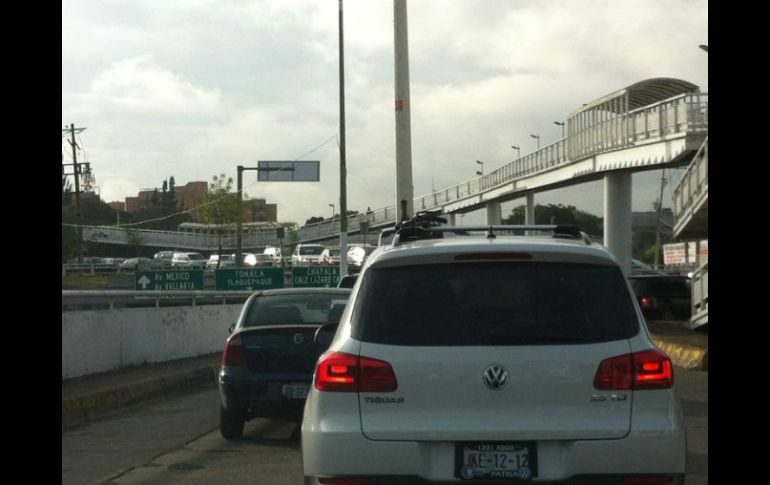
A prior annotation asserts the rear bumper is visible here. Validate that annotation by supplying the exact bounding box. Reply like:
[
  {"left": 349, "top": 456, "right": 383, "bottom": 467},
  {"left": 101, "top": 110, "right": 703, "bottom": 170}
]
[
  {"left": 302, "top": 395, "right": 686, "bottom": 482},
  {"left": 219, "top": 367, "right": 310, "bottom": 419},
  {"left": 303, "top": 433, "right": 686, "bottom": 482},
  {"left": 306, "top": 476, "right": 685, "bottom": 484}
]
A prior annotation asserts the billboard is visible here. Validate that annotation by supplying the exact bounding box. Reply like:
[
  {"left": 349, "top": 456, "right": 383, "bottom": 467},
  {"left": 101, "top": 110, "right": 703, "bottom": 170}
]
[
  {"left": 663, "top": 240, "right": 707, "bottom": 266},
  {"left": 257, "top": 161, "right": 320, "bottom": 182}
]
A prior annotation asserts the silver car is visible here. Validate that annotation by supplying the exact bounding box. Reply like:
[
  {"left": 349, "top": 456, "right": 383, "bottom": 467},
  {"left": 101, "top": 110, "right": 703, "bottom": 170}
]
[{"left": 302, "top": 221, "right": 686, "bottom": 484}]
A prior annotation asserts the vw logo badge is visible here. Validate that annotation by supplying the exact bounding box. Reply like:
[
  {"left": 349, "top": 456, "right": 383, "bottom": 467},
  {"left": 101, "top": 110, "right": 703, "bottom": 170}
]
[
  {"left": 483, "top": 365, "right": 509, "bottom": 390},
  {"left": 293, "top": 333, "right": 304, "bottom": 345}
]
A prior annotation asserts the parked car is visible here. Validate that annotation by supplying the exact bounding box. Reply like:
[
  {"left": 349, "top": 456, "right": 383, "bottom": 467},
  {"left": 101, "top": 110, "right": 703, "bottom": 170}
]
[
  {"left": 207, "top": 254, "right": 235, "bottom": 270},
  {"left": 153, "top": 251, "right": 175, "bottom": 269},
  {"left": 171, "top": 252, "right": 207, "bottom": 269},
  {"left": 248, "top": 253, "right": 275, "bottom": 267},
  {"left": 291, "top": 244, "right": 325, "bottom": 267},
  {"left": 120, "top": 257, "right": 157, "bottom": 272},
  {"left": 101, "top": 257, "right": 126, "bottom": 267},
  {"left": 317, "top": 248, "right": 341, "bottom": 266},
  {"left": 345, "top": 243, "right": 377, "bottom": 268},
  {"left": 206, "top": 254, "right": 221, "bottom": 270},
  {"left": 263, "top": 246, "right": 282, "bottom": 265},
  {"left": 218, "top": 288, "right": 351, "bottom": 440},
  {"left": 302, "top": 219, "right": 685, "bottom": 483},
  {"left": 629, "top": 274, "right": 692, "bottom": 321}
]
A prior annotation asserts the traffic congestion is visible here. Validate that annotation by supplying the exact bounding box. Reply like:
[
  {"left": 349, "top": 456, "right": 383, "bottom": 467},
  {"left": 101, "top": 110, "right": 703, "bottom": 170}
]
[{"left": 63, "top": 218, "right": 708, "bottom": 485}]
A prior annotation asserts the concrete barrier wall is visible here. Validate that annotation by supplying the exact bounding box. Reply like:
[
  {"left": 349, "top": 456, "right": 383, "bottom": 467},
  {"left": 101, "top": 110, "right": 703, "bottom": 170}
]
[{"left": 62, "top": 304, "right": 242, "bottom": 379}]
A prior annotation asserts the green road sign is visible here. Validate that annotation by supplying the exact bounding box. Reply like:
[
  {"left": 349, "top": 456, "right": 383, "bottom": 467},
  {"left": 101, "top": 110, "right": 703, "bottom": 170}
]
[
  {"left": 136, "top": 270, "right": 204, "bottom": 290},
  {"left": 292, "top": 266, "right": 340, "bottom": 288},
  {"left": 215, "top": 267, "right": 285, "bottom": 290}
]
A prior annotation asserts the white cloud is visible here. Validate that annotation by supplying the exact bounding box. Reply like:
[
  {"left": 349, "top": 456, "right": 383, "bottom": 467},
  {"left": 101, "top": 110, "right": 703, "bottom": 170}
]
[
  {"left": 101, "top": 178, "right": 141, "bottom": 205},
  {"left": 62, "top": 0, "right": 708, "bottom": 226},
  {"left": 88, "top": 57, "right": 221, "bottom": 114}
]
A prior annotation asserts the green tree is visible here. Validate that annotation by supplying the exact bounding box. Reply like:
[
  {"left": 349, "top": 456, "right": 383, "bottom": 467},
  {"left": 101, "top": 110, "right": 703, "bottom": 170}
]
[
  {"left": 124, "top": 227, "right": 147, "bottom": 257},
  {"left": 161, "top": 180, "right": 169, "bottom": 209},
  {"left": 305, "top": 216, "right": 326, "bottom": 225},
  {"left": 168, "top": 176, "right": 177, "bottom": 210},
  {"left": 502, "top": 204, "right": 603, "bottom": 235},
  {"left": 196, "top": 173, "right": 242, "bottom": 262}
]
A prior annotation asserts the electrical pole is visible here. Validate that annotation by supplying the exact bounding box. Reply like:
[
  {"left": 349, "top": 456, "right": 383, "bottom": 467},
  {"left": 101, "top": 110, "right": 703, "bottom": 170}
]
[
  {"left": 64, "top": 124, "right": 87, "bottom": 263},
  {"left": 236, "top": 165, "right": 244, "bottom": 268},
  {"left": 338, "top": 0, "right": 349, "bottom": 276},
  {"left": 653, "top": 169, "right": 667, "bottom": 269}
]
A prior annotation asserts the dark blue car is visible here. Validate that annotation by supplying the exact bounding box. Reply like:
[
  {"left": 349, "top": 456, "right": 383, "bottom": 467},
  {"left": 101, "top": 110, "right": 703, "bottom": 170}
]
[{"left": 218, "top": 288, "right": 350, "bottom": 440}]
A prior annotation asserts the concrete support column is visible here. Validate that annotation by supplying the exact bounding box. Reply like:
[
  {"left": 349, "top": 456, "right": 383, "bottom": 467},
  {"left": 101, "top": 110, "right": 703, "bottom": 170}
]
[
  {"left": 525, "top": 194, "right": 535, "bottom": 224},
  {"left": 446, "top": 213, "right": 456, "bottom": 225},
  {"left": 486, "top": 201, "right": 502, "bottom": 225},
  {"left": 604, "top": 172, "right": 632, "bottom": 276}
]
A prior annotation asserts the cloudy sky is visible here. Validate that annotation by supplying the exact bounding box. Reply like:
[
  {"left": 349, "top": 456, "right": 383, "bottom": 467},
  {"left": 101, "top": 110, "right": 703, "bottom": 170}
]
[{"left": 62, "top": 0, "right": 708, "bottom": 225}]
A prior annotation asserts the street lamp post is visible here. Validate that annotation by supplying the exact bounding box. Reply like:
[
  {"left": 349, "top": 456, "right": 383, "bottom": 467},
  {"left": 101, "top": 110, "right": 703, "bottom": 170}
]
[
  {"left": 553, "top": 121, "right": 565, "bottom": 138},
  {"left": 511, "top": 145, "right": 520, "bottom": 159},
  {"left": 475, "top": 160, "right": 484, "bottom": 176},
  {"left": 530, "top": 134, "right": 540, "bottom": 150},
  {"left": 329, "top": 203, "right": 335, "bottom": 220}
]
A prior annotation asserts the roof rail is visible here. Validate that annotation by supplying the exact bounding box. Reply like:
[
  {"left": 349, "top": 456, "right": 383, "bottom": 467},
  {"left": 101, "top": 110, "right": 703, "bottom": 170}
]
[
  {"left": 390, "top": 211, "right": 592, "bottom": 246},
  {"left": 378, "top": 227, "right": 397, "bottom": 247}
]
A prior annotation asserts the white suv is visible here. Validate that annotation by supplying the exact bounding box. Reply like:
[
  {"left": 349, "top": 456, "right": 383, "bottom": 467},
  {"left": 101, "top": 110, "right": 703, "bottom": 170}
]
[
  {"left": 302, "top": 218, "right": 686, "bottom": 484},
  {"left": 292, "top": 244, "right": 325, "bottom": 267}
]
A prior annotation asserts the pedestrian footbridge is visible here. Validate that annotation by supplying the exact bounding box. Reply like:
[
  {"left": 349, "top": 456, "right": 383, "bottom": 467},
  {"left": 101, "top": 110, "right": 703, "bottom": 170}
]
[
  {"left": 82, "top": 78, "right": 708, "bottom": 273},
  {"left": 672, "top": 137, "right": 708, "bottom": 329}
]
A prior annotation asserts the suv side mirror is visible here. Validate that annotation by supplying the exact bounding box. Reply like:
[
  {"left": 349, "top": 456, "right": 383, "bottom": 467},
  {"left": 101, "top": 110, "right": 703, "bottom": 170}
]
[
  {"left": 314, "top": 323, "right": 339, "bottom": 349},
  {"left": 228, "top": 323, "right": 236, "bottom": 334}
]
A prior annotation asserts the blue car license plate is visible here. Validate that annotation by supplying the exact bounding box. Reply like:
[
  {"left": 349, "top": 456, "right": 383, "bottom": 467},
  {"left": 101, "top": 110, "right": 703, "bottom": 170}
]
[{"left": 455, "top": 442, "right": 537, "bottom": 480}]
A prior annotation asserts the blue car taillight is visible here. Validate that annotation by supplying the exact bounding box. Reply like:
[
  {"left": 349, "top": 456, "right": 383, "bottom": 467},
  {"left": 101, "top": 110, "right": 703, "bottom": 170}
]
[{"left": 222, "top": 333, "right": 247, "bottom": 367}]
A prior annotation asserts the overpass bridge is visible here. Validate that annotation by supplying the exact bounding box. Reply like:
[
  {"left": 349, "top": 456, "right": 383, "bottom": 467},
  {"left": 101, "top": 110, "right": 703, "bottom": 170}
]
[{"left": 82, "top": 78, "right": 707, "bottom": 272}]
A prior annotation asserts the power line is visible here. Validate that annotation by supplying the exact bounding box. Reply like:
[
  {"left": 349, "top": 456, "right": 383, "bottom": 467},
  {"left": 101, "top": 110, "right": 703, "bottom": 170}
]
[
  {"left": 63, "top": 133, "right": 339, "bottom": 231},
  {"left": 63, "top": 124, "right": 87, "bottom": 262}
]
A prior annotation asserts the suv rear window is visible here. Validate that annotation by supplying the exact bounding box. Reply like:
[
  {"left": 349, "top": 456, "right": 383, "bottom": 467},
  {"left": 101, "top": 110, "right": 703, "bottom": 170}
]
[
  {"left": 299, "top": 246, "right": 324, "bottom": 256},
  {"left": 352, "top": 262, "right": 638, "bottom": 346}
]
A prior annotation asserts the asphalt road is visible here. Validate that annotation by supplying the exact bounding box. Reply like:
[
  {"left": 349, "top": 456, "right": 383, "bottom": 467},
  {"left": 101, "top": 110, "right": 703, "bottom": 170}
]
[{"left": 63, "top": 369, "right": 707, "bottom": 485}]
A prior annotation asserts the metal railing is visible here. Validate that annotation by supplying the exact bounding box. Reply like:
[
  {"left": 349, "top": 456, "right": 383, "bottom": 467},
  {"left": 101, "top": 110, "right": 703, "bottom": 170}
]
[
  {"left": 83, "top": 225, "right": 284, "bottom": 250},
  {"left": 299, "top": 93, "right": 708, "bottom": 241},
  {"left": 62, "top": 290, "right": 253, "bottom": 311},
  {"left": 687, "top": 261, "right": 708, "bottom": 329},
  {"left": 673, "top": 137, "right": 708, "bottom": 226},
  {"left": 79, "top": 93, "right": 708, "bottom": 248}
]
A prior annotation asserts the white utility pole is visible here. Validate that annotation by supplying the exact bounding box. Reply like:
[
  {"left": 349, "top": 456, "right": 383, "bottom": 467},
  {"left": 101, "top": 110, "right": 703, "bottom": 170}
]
[
  {"left": 394, "top": 0, "right": 414, "bottom": 222},
  {"left": 338, "top": 0, "right": 349, "bottom": 275}
]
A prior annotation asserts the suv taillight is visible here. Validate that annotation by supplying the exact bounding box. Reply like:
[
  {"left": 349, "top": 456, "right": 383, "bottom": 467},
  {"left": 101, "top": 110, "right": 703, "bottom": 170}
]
[
  {"left": 594, "top": 349, "right": 673, "bottom": 390},
  {"left": 315, "top": 352, "right": 398, "bottom": 392},
  {"left": 222, "top": 333, "right": 247, "bottom": 367}
]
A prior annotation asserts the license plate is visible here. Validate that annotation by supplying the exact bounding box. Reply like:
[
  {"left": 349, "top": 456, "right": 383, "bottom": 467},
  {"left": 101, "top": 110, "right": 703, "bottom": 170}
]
[
  {"left": 281, "top": 383, "right": 309, "bottom": 399},
  {"left": 455, "top": 442, "right": 537, "bottom": 481}
]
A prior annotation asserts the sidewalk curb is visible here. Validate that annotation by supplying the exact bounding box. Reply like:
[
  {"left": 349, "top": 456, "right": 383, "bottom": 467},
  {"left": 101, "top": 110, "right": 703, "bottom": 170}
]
[
  {"left": 652, "top": 336, "right": 708, "bottom": 371},
  {"left": 62, "top": 363, "right": 220, "bottom": 431}
]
